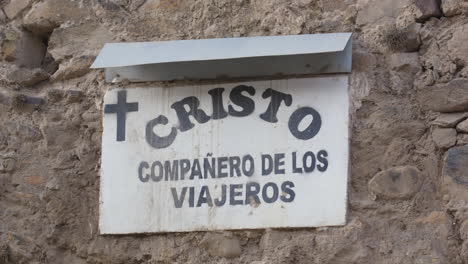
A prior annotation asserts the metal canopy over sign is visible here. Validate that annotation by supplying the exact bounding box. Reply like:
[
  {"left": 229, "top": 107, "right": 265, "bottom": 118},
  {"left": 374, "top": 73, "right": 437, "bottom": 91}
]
[
  {"left": 100, "top": 76, "right": 349, "bottom": 234},
  {"left": 91, "top": 33, "right": 352, "bottom": 82}
]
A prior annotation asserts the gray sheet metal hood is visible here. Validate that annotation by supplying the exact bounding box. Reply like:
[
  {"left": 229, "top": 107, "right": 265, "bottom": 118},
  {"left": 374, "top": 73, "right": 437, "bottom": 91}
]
[{"left": 91, "top": 33, "right": 352, "bottom": 82}]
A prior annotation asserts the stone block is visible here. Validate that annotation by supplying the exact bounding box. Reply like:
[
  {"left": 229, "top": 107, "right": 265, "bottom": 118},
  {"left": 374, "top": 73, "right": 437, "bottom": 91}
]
[
  {"left": 321, "top": 0, "right": 354, "bottom": 12},
  {"left": 24, "top": 176, "right": 46, "bottom": 185},
  {"left": 442, "top": 0, "right": 468, "bottom": 16},
  {"left": 415, "top": 211, "right": 451, "bottom": 236},
  {"left": 6, "top": 67, "right": 49, "bottom": 87},
  {"left": 200, "top": 233, "right": 242, "bottom": 258},
  {"left": 388, "top": 52, "right": 420, "bottom": 74},
  {"left": 419, "top": 79, "right": 468, "bottom": 113},
  {"left": 448, "top": 24, "right": 468, "bottom": 67},
  {"left": 48, "top": 23, "right": 112, "bottom": 62},
  {"left": 41, "top": 52, "right": 58, "bottom": 75},
  {"left": 51, "top": 56, "right": 94, "bottom": 81},
  {"left": 442, "top": 147, "right": 468, "bottom": 205},
  {"left": 23, "top": 0, "right": 90, "bottom": 35},
  {"left": 13, "top": 94, "right": 46, "bottom": 107},
  {"left": 457, "top": 119, "right": 468, "bottom": 133},
  {"left": 4, "top": 0, "right": 32, "bottom": 19},
  {"left": 433, "top": 112, "right": 468, "bottom": 128},
  {"left": 443, "top": 146, "right": 468, "bottom": 184},
  {"left": 0, "top": 154, "right": 16, "bottom": 173},
  {"left": 368, "top": 166, "right": 422, "bottom": 200},
  {"left": 382, "top": 23, "right": 422, "bottom": 52},
  {"left": 1, "top": 26, "right": 46, "bottom": 68},
  {"left": 356, "top": 0, "right": 411, "bottom": 26},
  {"left": 413, "top": 0, "right": 442, "bottom": 22},
  {"left": 460, "top": 220, "right": 468, "bottom": 241},
  {"left": 432, "top": 127, "right": 457, "bottom": 149},
  {"left": 457, "top": 134, "right": 468, "bottom": 145},
  {"left": 0, "top": 9, "right": 6, "bottom": 24}
]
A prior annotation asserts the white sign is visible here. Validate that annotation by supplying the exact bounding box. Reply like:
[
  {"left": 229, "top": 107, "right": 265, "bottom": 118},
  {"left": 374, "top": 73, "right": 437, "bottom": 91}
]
[{"left": 100, "top": 76, "right": 349, "bottom": 234}]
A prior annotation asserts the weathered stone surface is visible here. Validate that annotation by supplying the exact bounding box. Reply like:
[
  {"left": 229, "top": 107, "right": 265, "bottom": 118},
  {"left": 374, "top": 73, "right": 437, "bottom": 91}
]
[
  {"left": 321, "top": 0, "right": 354, "bottom": 12},
  {"left": 388, "top": 52, "right": 420, "bottom": 73},
  {"left": 6, "top": 67, "right": 49, "bottom": 86},
  {"left": 368, "top": 166, "right": 422, "bottom": 199},
  {"left": 382, "top": 23, "right": 422, "bottom": 52},
  {"left": 0, "top": 9, "right": 6, "bottom": 23},
  {"left": 4, "top": 0, "right": 32, "bottom": 19},
  {"left": 0, "top": 26, "right": 46, "bottom": 68},
  {"left": 11, "top": 94, "right": 46, "bottom": 109},
  {"left": 457, "top": 119, "right": 468, "bottom": 133},
  {"left": 23, "top": 0, "right": 91, "bottom": 35},
  {"left": 433, "top": 112, "right": 468, "bottom": 128},
  {"left": 128, "top": 0, "right": 147, "bottom": 11},
  {"left": 419, "top": 79, "right": 468, "bottom": 113},
  {"left": 24, "top": 175, "right": 46, "bottom": 185},
  {"left": 448, "top": 24, "right": 468, "bottom": 66},
  {"left": 414, "top": 0, "right": 442, "bottom": 22},
  {"left": 200, "top": 233, "right": 242, "bottom": 259},
  {"left": 457, "top": 134, "right": 468, "bottom": 145},
  {"left": 460, "top": 220, "right": 468, "bottom": 241},
  {"left": 443, "top": 146, "right": 468, "bottom": 185},
  {"left": 442, "top": 146, "right": 468, "bottom": 205},
  {"left": 66, "top": 90, "right": 84, "bottom": 103},
  {"left": 48, "top": 23, "right": 112, "bottom": 62},
  {"left": 51, "top": 56, "right": 94, "bottom": 81},
  {"left": 40, "top": 122, "right": 79, "bottom": 149},
  {"left": 442, "top": 0, "right": 468, "bottom": 16},
  {"left": 415, "top": 211, "right": 452, "bottom": 237},
  {"left": 5, "top": 122, "right": 42, "bottom": 143},
  {"left": 387, "top": 52, "right": 421, "bottom": 92},
  {"left": 356, "top": 0, "right": 410, "bottom": 25},
  {"left": 432, "top": 127, "right": 457, "bottom": 149},
  {"left": 0, "top": 154, "right": 16, "bottom": 173}
]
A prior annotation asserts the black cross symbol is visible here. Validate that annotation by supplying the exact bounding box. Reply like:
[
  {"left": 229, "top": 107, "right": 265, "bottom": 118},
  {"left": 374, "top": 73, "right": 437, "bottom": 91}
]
[{"left": 104, "top": 90, "right": 139, "bottom": 142}]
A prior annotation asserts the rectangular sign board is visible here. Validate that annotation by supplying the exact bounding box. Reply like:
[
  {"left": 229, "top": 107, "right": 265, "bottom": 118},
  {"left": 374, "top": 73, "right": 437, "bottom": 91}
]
[{"left": 100, "top": 76, "right": 349, "bottom": 234}]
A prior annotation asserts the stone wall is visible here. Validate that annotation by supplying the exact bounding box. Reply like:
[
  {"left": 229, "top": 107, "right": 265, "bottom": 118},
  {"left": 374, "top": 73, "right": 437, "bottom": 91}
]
[{"left": 1, "top": 0, "right": 468, "bottom": 263}]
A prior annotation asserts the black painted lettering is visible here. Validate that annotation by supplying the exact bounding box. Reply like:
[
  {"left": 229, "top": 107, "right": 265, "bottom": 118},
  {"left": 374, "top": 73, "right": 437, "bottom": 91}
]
[
  {"left": 217, "top": 157, "right": 228, "bottom": 178},
  {"left": 303, "top": 151, "right": 316, "bottom": 173},
  {"left": 151, "top": 161, "right": 163, "bottom": 182},
  {"left": 197, "top": 185, "right": 213, "bottom": 207},
  {"left": 179, "top": 159, "right": 191, "bottom": 180},
  {"left": 190, "top": 159, "right": 202, "bottom": 180},
  {"left": 229, "top": 156, "right": 241, "bottom": 177},
  {"left": 230, "top": 184, "right": 243, "bottom": 205},
  {"left": 274, "top": 153, "right": 285, "bottom": 174},
  {"left": 171, "top": 96, "right": 210, "bottom": 132},
  {"left": 242, "top": 155, "right": 255, "bottom": 177},
  {"left": 280, "top": 181, "right": 295, "bottom": 202},
  {"left": 288, "top": 107, "right": 322, "bottom": 140},
  {"left": 208, "top": 88, "right": 228, "bottom": 120},
  {"left": 214, "top": 184, "right": 227, "bottom": 206},
  {"left": 145, "top": 115, "right": 177, "bottom": 149},
  {"left": 228, "top": 85, "right": 255, "bottom": 117},
  {"left": 262, "top": 182, "right": 279, "bottom": 203},
  {"left": 171, "top": 187, "right": 187, "bottom": 208},
  {"left": 164, "top": 160, "right": 179, "bottom": 181},
  {"left": 260, "top": 88, "right": 292, "bottom": 123},
  {"left": 189, "top": 187, "right": 195, "bottom": 207},
  {"left": 138, "top": 161, "right": 150, "bottom": 182},
  {"left": 317, "top": 150, "right": 329, "bottom": 172},
  {"left": 262, "top": 154, "right": 273, "bottom": 176},
  {"left": 292, "top": 152, "right": 303, "bottom": 174},
  {"left": 203, "top": 157, "right": 216, "bottom": 179},
  {"left": 245, "top": 182, "right": 261, "bottom": 206}
]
